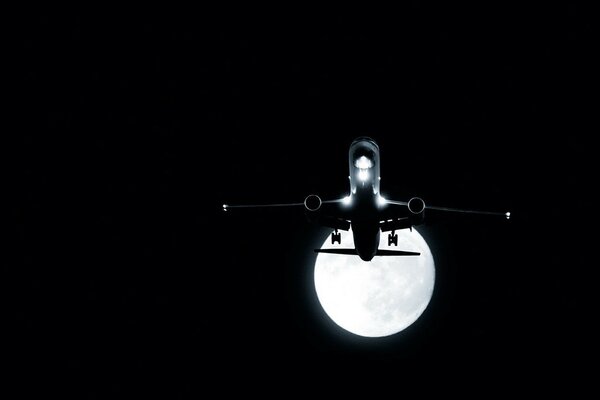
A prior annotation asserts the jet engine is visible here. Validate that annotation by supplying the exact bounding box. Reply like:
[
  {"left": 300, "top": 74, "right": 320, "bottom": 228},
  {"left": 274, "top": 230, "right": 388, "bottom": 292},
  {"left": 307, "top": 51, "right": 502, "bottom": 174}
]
[
  {"left": 408, "top": 197, "right": 425, "bottom": 224},
  {"left": 304, "top": 194, "right": 322, "bottom": 212}
]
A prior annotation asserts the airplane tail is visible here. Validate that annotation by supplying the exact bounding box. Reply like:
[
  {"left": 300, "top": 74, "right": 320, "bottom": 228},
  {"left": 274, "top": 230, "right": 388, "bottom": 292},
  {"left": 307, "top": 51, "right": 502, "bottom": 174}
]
[{"left": 314, "top": 249, "right": 420, "bottom": 256}]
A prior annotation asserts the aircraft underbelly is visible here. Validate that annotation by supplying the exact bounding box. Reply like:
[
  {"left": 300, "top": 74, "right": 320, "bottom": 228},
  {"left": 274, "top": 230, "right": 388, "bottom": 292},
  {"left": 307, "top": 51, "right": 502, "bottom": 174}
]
[{"left": 352, "top": 221, "right": 380, "bottom": 261}]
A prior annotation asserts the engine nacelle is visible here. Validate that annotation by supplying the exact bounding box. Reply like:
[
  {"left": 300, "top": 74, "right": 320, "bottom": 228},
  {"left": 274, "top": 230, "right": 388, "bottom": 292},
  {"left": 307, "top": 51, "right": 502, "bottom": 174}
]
[
  {"left": 408, "top": 197, "right": 425, "bottom": 224},
  {"left": 304, "top": 194, "right": 322, "bottom": 212}
]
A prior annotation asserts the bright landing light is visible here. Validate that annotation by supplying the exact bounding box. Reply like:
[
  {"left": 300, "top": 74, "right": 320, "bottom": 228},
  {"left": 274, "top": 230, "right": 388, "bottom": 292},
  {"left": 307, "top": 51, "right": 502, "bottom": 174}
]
[
  {"left": 358, "top": 169, "right": 369, "bottom": 181},
  {"left": 377, "top": 195, "right": 387, "bottom": 206},
  {"left": 355, "top": 156, "right": 373, "bottom": 169},
  {"left": 342, "top": 196, "right": 352, "bottom": 205}
]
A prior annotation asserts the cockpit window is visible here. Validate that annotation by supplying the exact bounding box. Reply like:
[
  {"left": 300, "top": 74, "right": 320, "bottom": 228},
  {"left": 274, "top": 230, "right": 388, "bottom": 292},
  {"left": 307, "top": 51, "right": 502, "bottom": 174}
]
[{"left": 354, "top": 156, "right": 373, "bottom": 169}]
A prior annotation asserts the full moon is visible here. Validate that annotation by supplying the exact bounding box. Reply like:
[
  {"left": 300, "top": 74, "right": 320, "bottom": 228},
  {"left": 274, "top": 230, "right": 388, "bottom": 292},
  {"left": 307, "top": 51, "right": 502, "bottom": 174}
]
[{"left": 314, "top": 228, "right": 435, "bottom": 337}]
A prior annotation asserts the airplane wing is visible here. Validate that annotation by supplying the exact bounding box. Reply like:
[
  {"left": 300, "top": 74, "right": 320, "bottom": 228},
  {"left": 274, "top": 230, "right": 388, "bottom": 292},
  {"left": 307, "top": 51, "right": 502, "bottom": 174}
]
[
  {"left": 425, "top": 205, "right": 510, "bottom": 218},
  {"left": 222, "top": 202, "right": 305, "bottom": 210},
  {"left": 222, "top": 198, "right": 343, "bottom": 211},
  {"left": 379, "top": 196, "right": 510, "bottom": 232},
  {"left": 384, "top": 197, "right": 509, "bottom": 218},
  {"left": 223, "top": 195, "right": 352, "bottom": 231}
]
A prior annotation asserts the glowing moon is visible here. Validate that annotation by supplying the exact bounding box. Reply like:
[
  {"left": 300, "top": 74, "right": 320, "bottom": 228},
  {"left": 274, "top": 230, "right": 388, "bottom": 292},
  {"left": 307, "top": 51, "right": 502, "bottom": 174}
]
[{"left": 314, "top": 228, "right": 435, "bottom": 337}]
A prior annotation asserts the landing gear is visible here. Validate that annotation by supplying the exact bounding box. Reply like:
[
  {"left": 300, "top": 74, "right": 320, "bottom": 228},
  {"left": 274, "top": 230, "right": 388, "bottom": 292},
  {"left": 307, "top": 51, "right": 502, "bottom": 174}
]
[
  {"left": 331, "top": 229, "right": 341, "bottom": 244},
  {"left": 388, "top": 230, "right": 398, "bottom": 246}
]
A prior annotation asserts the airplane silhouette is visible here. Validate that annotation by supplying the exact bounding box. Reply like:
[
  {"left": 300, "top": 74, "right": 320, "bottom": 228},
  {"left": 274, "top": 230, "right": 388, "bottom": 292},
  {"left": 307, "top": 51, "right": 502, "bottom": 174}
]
[{"left": 223, "top": 137, "right": 510, "bottom": 261}]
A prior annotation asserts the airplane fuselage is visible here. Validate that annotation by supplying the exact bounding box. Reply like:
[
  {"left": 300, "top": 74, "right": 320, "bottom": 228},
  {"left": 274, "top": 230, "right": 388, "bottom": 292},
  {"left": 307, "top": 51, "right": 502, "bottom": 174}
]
[{"left": 347, "top": 137, "right": 384, "bottom": 261}]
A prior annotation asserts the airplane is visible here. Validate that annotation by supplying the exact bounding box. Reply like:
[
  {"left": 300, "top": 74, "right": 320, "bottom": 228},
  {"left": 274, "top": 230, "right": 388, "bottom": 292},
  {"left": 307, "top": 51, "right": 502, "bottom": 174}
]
[{"left": 223, "top": 137, "right": 510, "bottom": 261}]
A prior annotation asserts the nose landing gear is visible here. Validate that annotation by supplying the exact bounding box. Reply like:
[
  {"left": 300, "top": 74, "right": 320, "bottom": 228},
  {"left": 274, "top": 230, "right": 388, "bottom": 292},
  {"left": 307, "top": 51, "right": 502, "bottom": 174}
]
[
  {"left": 388, "top": 230, "right": 398, "bottom": 246},
  {"left": 331, "top": 229, "right": 342, "bottom": 244}
]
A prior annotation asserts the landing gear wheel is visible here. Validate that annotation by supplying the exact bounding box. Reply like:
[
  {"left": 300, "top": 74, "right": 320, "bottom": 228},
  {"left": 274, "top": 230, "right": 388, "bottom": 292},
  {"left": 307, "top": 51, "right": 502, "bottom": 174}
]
[
  {"left": 331, "top": 229, "right": 342, "bottom": 245},
  {"left": 388, "top": 231, "right": 398, "bottom": 246}
]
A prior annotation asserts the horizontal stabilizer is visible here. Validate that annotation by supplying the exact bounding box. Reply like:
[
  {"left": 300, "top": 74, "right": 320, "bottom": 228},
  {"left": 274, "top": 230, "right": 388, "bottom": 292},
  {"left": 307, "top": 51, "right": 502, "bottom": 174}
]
[
  {"left": 314, "top": 248, "right": 358, "bottom": 255},
  {"left": 376, "top": 249, "right": 420, "bottom": 256},
  {"left": 314, "top": 249, "right": 420, "bottom": 256}
]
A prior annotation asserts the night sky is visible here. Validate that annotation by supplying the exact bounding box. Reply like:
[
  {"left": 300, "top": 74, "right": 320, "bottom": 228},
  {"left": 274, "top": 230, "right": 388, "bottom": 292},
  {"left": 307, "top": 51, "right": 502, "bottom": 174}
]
[{"left": 14, "top": 6, "right": 596, "bottom": 395}]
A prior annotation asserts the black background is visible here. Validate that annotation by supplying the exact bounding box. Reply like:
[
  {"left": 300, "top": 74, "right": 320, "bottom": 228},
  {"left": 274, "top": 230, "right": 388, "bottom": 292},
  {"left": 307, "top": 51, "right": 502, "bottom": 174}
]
[{"left": 14, "top": 5, "right": 596, "bottom": 395}]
